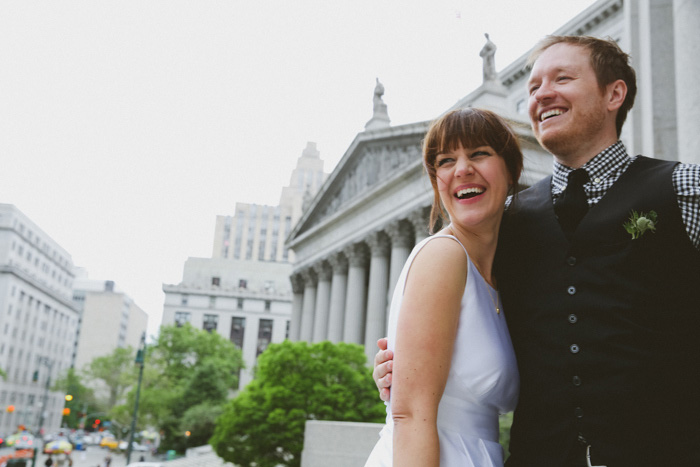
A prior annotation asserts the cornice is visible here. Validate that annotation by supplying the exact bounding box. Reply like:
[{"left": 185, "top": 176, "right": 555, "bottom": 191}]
[
  {"left": 162, "top": 283, "right": 291, "bottom": 300},
  {"left": 287, "top": 121, "right": 429, "bottom": 245},
  {"left": 501, "top": 0, "right": 624, "bottom": 87},
  {"left": 0, "top": 265, "right": 78, "bottom": 311}
]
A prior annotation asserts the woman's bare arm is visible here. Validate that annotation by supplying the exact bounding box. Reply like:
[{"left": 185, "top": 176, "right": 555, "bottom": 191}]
[{"left": 391, "top": 238, "right": 467, "bottom": 467}]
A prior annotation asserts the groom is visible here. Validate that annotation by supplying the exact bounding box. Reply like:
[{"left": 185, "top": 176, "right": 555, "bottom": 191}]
[{"left": 373, "top": 35, "right": 700, "bottom": 467}]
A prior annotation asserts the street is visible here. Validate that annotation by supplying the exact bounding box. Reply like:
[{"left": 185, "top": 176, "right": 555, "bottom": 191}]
[{"left": 0, "top": 445, "right": 161, "bottom": 467}]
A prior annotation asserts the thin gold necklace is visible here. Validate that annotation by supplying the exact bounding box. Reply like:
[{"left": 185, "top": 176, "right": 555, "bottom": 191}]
[
  {"left": 446, "top": 226, "right": 500, "bottom": 314},
  {"left": 472, "top": 258, "right": 500, "bottom": 315},
  {"left": 485, "top": 284, "right": 501, "bottom": 315}
]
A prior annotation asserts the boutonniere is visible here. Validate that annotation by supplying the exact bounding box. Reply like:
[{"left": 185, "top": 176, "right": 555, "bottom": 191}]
[{"left": 623, "top": 210, "right": 657, "bottom": 239}]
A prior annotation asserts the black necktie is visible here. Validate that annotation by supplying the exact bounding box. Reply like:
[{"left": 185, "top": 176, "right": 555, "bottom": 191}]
[{"left": 555, "top": 168, "right": 589, "bottom": 238}]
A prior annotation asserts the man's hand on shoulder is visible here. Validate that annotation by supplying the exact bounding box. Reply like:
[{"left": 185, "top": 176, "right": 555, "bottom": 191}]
[{"left": 373, "top": 337, "right": 394, "bottom": 402}]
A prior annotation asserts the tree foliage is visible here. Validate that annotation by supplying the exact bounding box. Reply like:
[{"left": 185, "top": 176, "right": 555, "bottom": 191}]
[
  {"left": 121, "top": 324, "right": 244, "bottom": 452},
  {"left": 180, "top": 403, "right": 224, "bottom": 449},
  {"left": 52, "top": 368, "right": 98, "bottom": 429},
  {"left": 82, "top": 346, "right": 138, "bottom": 409},
  {"left": 211, "top": 340, "right": 385, "bottom": 467}
]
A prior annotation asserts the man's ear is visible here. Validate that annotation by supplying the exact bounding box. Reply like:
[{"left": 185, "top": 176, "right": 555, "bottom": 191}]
[{"left": 607, "top": 79, "right": 627, "bottom": 112}]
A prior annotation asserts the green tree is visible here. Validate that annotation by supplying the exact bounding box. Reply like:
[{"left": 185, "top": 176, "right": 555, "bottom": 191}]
[
  {"left": 211, "top": 340, "right": 385, "bottom": 467},
  {"left": 180, "top": 403, "right": 224, "bottom": 449},
  {"left": 118, "top": 324, "right": 243, "bottom": 452},
  {"left": 82, "top": 347, "right": 138, "bottom": 409},
  {"left": 52, "top": 368, "right": 97, "bottom": 429}
]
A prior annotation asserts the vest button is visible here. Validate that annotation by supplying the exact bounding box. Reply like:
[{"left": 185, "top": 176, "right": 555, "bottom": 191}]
[
  {"left": 567, "top": 256, "right": 577, "bottom": 266},
  {"left": 575, "top": 407, "right": 584, "bottom": 418},
  {"left": 568, "top": 314, "right": 578, "bottom": 324},
  {"left": 572, "top": 375, "right": 582, "bottom": 386},
  {"left": 567, "top": 286, "right": 577, "bottom": 295},
  {"left": 570, "top": 344, "right": 580, "bottom": 353}
]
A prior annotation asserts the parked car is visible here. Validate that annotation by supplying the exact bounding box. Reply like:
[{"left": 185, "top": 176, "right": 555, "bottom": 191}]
[
  {"left": 119, "top": 440, "right": 149, "bottom": 451},
  {"left": 99, "top": 436, "right": 119, "bottom": 449},
  {"left": 13, "top": 433, "right": 36, "bottom": 450},
  {"left": 125, "top": 463, "right": 163, "bottom": 467}
]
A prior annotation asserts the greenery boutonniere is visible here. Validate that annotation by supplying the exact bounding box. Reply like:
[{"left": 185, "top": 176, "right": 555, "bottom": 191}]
[{"left": 623, "top": 210, "right": 657, "bottom": 239}]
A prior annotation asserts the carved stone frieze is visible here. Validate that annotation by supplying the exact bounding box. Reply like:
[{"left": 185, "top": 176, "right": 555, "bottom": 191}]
[{"left": 315, "top": 142, "right": 421, "bottom": 221}]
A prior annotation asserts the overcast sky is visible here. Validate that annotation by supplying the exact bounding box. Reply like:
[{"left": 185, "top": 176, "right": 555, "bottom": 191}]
[{"left": 1, "top": 0, "right": 597, "bottom": 338}]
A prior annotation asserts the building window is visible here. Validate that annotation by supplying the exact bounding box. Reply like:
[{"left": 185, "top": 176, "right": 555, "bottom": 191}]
[
  {"left": 239, "top": 279, "right": 247, "bottom": 289},
  {"left": 203, "top": 314, "right": 218, "bottom": 333},
  {"left": 237, "top": 298, "right": 244, "bottom": 310},
  {"left": 209, "top": 296, "right": 216, "bottom": 308},
  {"left": 230, "top": 317, "right": 246, "bottom": 349},
  {"left": 181, "top": 294, "right": 188, "bottom": 306},
  {"left": 256, "top": 319, "right": 273, "bottom": 357},
  {"left": 285, "top": 320, "right": 290, "bottom": 339},
  {"left": 174, "top": 311, "right": 191, "bottom": 327},
  {"left": 264, "top": 300, "right": 271, "bottom": 311},
  {"left": 212, "top": 277, "right": 220, "bottom": 287}
]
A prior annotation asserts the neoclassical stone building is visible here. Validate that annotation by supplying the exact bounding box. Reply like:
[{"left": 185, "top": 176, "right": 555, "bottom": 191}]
[{"left": 287, "top": 0, "right": 700, "bottom": 368}]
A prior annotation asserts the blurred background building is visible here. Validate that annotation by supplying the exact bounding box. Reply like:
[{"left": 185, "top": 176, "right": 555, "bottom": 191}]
[
  {"left": 0, "top": 204, "right": 78, "bottom": 436},
  {"left": 71, "top": 277, "right": 149, "bottom": 371},
  {"left": 162, "top": 142, "right": 329, "bottom": 388}
]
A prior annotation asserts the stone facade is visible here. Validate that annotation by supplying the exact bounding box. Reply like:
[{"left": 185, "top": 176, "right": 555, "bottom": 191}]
[
  {"left": 0, "top": 204, "right": 78, "bottom": 436},
  {"left": 72, "top": 279, "right": 149, "bottom": 371}
]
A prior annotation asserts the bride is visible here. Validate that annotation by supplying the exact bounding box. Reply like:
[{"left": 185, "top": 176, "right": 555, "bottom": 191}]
[{"left": 365, "top": 108, "right": 521, "bottom": 466}]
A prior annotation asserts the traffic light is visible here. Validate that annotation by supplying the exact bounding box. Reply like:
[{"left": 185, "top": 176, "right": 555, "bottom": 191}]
[
  {"left": 62, "top": 408, "right": 71, "bottom": 416},
  {"left": 6, "top": 405, "right": 14, "bottom": 413},
  {"left": 65, "top": 394, "right": 73, "bottom": 401}
]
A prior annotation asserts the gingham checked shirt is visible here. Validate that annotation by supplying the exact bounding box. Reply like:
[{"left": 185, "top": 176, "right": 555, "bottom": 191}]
[{"left": 550, "top": 141, "right": 700, "bottom": 249}]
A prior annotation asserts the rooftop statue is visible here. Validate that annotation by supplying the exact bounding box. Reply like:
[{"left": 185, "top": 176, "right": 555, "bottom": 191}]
[{"left": 479, "top": 33, "right": 497, "bottom": 82}]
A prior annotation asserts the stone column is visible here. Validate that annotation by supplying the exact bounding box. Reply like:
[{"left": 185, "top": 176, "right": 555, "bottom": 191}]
[
  {"left": 299, "top": 268, "right": 317, "bottom": 342},
  {"left": 385, "top": 220, "right": 415, "bottom": 303},
  {"left": 364, "top": 232, "right": 391, "bottom": 364},
  {"left": 674, "top": 0, "right": 700, "bottom": 164},
  {"left": 312, "top": 261, "right": 332, "bottom": 342},
  {"left": 289, "top": 274, "right": 305, "bottom": 341},
  {"left": 327, "top": 253, "right": 349, "bottom": 343},
  {"left": 409, "top": 207, "right": 431, "bottom": 244},
  {"left": 626, "top": 0, "right": 678, "bottom": 159},
  {"left": 342, "top": 242, "right": 369, "bottom": 344}
]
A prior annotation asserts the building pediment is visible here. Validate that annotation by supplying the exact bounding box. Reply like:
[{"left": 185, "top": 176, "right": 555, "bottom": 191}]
[{"left": 288, "top": 121, "right": 429, "bottom": 248}]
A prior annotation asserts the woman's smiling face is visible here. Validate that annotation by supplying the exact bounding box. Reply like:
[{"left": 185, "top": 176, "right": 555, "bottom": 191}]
[{"left": 434, "top": 143, "right": 510, "bottom": 231}]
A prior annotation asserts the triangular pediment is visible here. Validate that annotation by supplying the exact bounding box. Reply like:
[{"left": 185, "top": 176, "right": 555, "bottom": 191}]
[{"left": 288, "top": 121, "right": 429, "bottom": 246}]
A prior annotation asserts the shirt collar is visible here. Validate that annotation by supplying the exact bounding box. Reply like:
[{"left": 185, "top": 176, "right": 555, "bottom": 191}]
[{"left": 552, "top": 141, "right": 631, "bottom": 193}]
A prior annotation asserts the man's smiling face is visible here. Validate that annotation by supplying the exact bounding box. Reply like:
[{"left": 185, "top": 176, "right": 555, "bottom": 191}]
[{"left": 527, "top": 43, "right": 614, "bottom": 166}]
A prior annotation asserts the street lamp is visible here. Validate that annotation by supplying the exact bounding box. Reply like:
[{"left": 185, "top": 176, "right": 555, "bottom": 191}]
[
  {"left": 126, "top": 333, "right": 146, "bottom": 465},
  {"left": 35, "top": 357, "right": 53, "bottom": 436},
  {"left": 32, "top": 357, "right": 53, "bottom": 467}
]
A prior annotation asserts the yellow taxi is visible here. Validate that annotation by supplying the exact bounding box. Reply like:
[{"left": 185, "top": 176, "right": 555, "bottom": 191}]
[{"left": 99, "top": 437, "right": 119, "bottom": 449}]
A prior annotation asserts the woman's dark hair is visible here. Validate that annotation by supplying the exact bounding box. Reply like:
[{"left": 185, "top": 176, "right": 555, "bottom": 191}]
[{"left": 423, "top": 108, "right": 524, "bottom": 233}]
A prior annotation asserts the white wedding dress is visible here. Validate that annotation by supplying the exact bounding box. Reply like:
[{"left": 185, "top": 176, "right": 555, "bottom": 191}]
[{"left": 365, "top": 234, "right": 519, "bottom": 467}]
